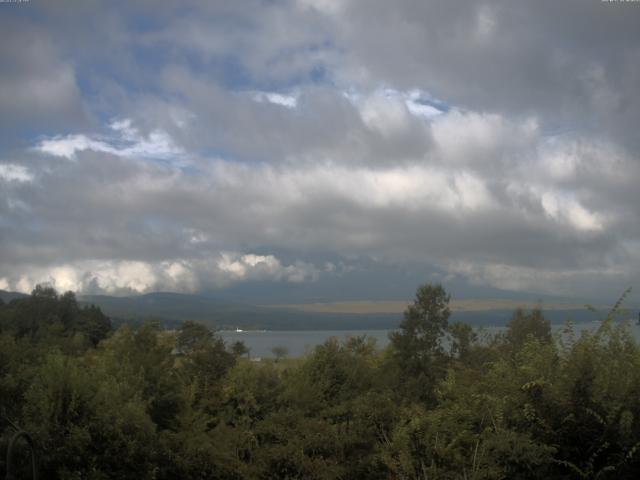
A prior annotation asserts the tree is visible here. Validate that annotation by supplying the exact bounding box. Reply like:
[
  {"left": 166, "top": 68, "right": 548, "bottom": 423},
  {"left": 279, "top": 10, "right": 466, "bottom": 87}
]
[
  {"left": 505, "top": 307, "right": 551, "bottom": 350},
  {"left": 77, "top": 304, "right": 111, "bottom": 346},
  {"left": 177, "top": 320, "right": 213, "bottom": 353},
  {"left": 271, "top": 346, "right": 289, "bottom": 362},
  {"left": 31, "top": 284, "right": 57, "bottom": 299},
  {"left": 388, "top": 283, "right": 451, "bottom": 403},
  {"left": 449, "top": 321, "right": 477, "bottom": 361},
  {"left": 231, "top": 340, "right": 250, "bottom": 358},
  {"left": 390, "top": 283, "right": 450, "bottom": 363}
]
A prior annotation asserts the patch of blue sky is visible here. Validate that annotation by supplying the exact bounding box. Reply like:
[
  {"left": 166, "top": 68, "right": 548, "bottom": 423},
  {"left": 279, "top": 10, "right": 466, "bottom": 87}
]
[
  {"left": 182, "top": 38, "right": 337, "bottom": 94},
  {"left": 410, "top": 95, "right": 450, "bottom": 114},
  {"left": 0, "top": 127, "right": 56, "bottom": 152},
  {"left": 344, "top": 86, "right": 451, "bottom": 121}
]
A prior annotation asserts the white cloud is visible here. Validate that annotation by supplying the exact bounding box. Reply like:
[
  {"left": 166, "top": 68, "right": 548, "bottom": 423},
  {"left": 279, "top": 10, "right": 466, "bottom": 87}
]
[
  {"left": 540, "top": 191, "right": 602, "bottom": 232},
  {"left": 1, "top": 254, "right": 320, "bottom": 295},
  {"left": 404, "top": 90, "right": 446, "bottom": 119},
  {"left": 218, "top": 253, "right": 318, "bottom": 283},
  {"left": 210, "top": 160, "right": 494, "bottom": 213},
  {"left": 348, "top": 88, "right": 445, "bottom": 134},
  {"left": 253, "top": 91, "right": 298, "bottom": 108},
  {"left": 0, "top": 164, "right": 33, "bottom": 182},
  {"left": 35, "top": 134, "right": 115, "bottom": 160},
  {"left": 34, "top": 118, "right": 182, "bottom": 161},
  {"left": 6, "top": 261, "right": 162, "bottom": 295},
  {"left": 109, "top": 118, "right": 137, "bottom": 140}
]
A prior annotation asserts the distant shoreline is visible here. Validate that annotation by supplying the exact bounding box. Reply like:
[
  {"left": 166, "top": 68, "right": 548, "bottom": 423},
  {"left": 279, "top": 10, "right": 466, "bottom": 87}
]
[{"left": 264, "top": 298, "right": 596, "bottom": 315}]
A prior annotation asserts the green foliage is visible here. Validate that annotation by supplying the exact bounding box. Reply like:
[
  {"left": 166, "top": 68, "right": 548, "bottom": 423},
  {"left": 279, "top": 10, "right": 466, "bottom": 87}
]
[
  {"left": 449, "top": 321, "right": 478, "bottom": 361},
  {"left": 0, "top": 285, "right": 112, "bottom": 348},
  {"left": 230, "top": 340, "right": 250, "bottom": 358},
  {"left": 505, "top": 306, "right": 552, "bottom": 350},
  {"left": 389, "top": 283, "right": 451, "bottom": 403},
  {"left": 391, "top": 283, "right": 451, "bottom": 359},
  {"left": 3, "top": 284, "right": 640, "bottom": 479},
  {"left": 271, "top": 345, "right": 289, "bottom": 362}
]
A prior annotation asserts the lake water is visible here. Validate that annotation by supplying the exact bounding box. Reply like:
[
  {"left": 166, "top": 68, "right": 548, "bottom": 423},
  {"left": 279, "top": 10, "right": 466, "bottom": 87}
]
[
  {"left": 219, "top": 329, "right": 393, "bottom": 358},
  {"left": 220, "top": 320, "right": 640, "bottom": 358}
]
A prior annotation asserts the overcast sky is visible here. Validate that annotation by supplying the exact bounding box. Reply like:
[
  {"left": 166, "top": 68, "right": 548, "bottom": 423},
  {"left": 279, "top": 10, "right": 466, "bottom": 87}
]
[{"left": 1, "top": 0, "right": 640, "bottom": 301}]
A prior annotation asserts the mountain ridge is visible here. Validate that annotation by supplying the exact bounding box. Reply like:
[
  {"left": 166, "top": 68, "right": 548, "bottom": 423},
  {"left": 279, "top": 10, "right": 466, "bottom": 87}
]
[{"left": 1, "top": 289, "right": 605, "bottom": 330}]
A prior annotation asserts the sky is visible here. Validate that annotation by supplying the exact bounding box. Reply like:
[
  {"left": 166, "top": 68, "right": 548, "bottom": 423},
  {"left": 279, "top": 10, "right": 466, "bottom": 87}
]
[{"left": 1, "top": 0, "right": 640, "bottom": 302}]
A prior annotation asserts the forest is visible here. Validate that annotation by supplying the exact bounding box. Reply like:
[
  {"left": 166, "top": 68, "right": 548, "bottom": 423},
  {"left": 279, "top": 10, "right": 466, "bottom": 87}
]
[{"left": 1, "top": 284, "right": 640, "bottom": 479}]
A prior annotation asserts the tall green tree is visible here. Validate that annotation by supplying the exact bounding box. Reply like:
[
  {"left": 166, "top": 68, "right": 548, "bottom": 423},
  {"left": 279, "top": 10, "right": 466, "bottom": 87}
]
[
  {"left": 389, "top": 283, "right": 451, "bottom": 403},
  {"left": 505, "top": 307, "right": 551, "bottom": 350}
]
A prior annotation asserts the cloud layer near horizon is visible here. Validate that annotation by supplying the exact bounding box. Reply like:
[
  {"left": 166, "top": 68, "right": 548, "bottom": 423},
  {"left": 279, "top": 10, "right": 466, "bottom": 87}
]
[{"left": 1, "top": 0, "right": 640, "bottom": 300}]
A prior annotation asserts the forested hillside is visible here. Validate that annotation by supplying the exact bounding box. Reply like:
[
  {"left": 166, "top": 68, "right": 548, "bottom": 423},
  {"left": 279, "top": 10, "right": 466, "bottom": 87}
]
[{"left": 2, "top": 285, "right": 640, "bottom": 479}]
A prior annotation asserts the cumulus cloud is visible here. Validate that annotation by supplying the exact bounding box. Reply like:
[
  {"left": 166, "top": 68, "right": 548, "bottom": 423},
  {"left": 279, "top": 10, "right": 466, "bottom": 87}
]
[
  {"left": 0, "top": 253, "right": 321, "bottom": 295},
  {"left": 217, "top": 253, "right": 319, "bottom": 283}
]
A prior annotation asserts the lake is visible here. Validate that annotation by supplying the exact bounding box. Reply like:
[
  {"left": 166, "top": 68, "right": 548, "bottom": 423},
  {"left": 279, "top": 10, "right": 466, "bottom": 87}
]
[
  {"left": 219, "top": 329, "right": 393, "bottom": 358},
  {"left": 220, "top": 320, "right": 640, "bottom": 358}
]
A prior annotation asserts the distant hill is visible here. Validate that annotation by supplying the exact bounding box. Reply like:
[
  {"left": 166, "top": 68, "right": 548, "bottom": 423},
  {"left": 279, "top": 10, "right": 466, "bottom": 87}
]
[
  {"left": 78, "top": 292, "right": 402, "bottom": 331},
  {"left": 78, "top": 291, "right": 600, "bottom": 331},
  {"left": 1, "top": 289, "right": 603, "bottom": 331},
  {"left": 269, "top": 298, "right": 592, "bottom": 314},
  {"left": 0, "top": 289, "right": 29, "bottom": 303},
  {"left": 79, "top": 292, "right": 262, "bottom": 323}
]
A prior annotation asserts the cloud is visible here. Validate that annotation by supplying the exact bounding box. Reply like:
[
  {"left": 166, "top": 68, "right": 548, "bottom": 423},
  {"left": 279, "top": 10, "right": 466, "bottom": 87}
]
[
  {"left": 217, "top": 253, "right": 319, "bottom": 283},
  {"left": 331, "top": 0, "right": 640, "bottom": 151},
  {"left": 348, "top": 88, "right": 446, "bottom": 123},
  {"left": 0, "top": 253, "right": 321, "bottom": 295},
  {"left": 297, "top": 0, "right": 345, "bottom": 15},
  {"left": 35, "top": 119, "right": 183, "bottom": 161},
  {"left": 0, "top": 18, "right": 86, "bottom": 134},
  {"left": 2, "top": 1, "right": 640, "bottom": 301},
  {"left": 35, "top": 135, "right": 115, "bottom": 160},
  {"left": 252, "top": 91, "right": 299, "bottom": 108},
  {"left": 0, "top": 104, "right": 632, "bottom": 298},
  {"left": 0, "top": 164, "right": 32, "bottom": 183},
  {"left": 539, "top": 190, "right": 602, "bottom": 233},
  {"left": 430, "top": 110, "right": 539, "bottom": 165},
  {"left": 447, "top": 260, "right": 632, "bottom": 298}
]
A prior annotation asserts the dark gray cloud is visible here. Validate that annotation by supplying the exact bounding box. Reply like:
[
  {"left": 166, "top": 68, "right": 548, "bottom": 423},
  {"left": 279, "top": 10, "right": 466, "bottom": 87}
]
[
  {"left": 331, "top": 0, "right": 640, "bottom": 150},
  {"left": 0, "top": 18, "right": 87, "bottom": 137},
  {"left": 1, "top": 0, "right": 639, "bottom": 301}
]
